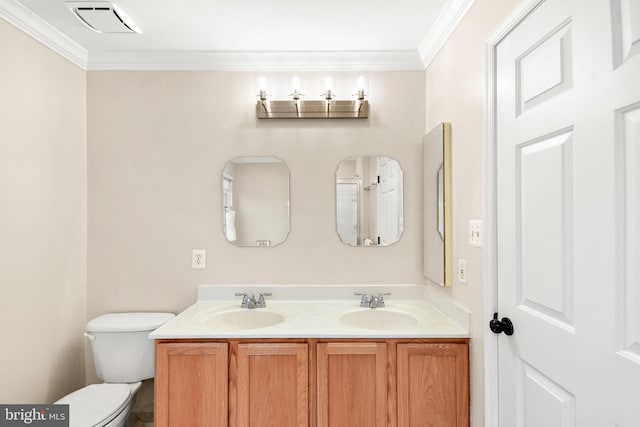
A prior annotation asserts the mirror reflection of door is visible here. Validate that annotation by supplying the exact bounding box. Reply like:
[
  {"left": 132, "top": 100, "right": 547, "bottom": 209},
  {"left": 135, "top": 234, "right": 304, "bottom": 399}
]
[
  {"left": 377, "top": 156, "right": 403, "bottom": 245},
  {"left": 222, "top": 173, "right": 235, "bottom": 242},
  {"left": 336, "top": 181, "right": 359, "bottom": 246},
  {"left": 336, "top": 156, "right": 403, "bottom": 246}
]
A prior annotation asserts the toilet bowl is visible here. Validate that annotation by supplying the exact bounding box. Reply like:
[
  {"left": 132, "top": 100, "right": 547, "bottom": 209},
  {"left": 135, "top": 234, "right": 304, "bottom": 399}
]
[
  {"left": 55, "top": 312, "right": 174, "bottom": 427},
  {"left": 56, "top": 382, "right": 140, "bottom": 427}
]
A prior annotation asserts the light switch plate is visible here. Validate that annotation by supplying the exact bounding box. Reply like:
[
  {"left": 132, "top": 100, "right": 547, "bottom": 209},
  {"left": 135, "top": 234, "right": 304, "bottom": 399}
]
[{"left": 469, "top": 220, "right": 483, "bottom": 247}]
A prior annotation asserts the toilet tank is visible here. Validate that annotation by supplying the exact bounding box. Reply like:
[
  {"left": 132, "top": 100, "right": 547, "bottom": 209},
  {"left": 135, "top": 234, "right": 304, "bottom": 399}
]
[{"left": 86, "top": 312, "right": 174, "bottom": 383}]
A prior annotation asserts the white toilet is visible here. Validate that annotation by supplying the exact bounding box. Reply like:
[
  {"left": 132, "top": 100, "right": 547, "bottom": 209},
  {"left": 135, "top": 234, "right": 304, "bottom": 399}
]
[{"left": 55, "top": 312, "right": 175, "bottom": 427}]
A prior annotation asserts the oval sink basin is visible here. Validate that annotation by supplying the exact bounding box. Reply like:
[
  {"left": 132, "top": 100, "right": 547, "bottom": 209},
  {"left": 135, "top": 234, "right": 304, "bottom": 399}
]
[
  {"left": 340, "top": 310, "right": 418, "bottom": 330},
  {"left": 201, "top": 309, "right": 285, "bottom": 331}
]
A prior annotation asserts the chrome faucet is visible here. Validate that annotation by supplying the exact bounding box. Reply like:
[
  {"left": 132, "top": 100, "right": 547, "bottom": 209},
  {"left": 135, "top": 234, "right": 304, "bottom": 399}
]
[
  {"left": 355, "top": 292, "right": 370, "bottom": 307},
  {"left": 354, "top": 292, "right": 391, "bottom": 309},
  {"left": 370, "top": 292, "right": 390, "bottom": 308},
  {"left": 235, "top": 292, "right": 254, "bottom": 308},
  {"left": 235, "top": 292, "right": 272, "bottom": 309},
  {"left": 256, "top": 292, "right": 271, "bottom": 308},
  {"left": 370, "top": 294, "right": 382, "bottom": 308}
]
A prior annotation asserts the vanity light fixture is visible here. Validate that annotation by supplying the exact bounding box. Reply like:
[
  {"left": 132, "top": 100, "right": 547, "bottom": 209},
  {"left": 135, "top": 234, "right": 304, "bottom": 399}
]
[{"left": 256, "top": 76, "right": 369, "bottom": 119}]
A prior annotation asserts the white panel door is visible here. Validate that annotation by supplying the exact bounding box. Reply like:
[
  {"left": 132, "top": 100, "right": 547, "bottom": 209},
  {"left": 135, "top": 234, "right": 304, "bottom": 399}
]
[
  {"left": 336, "top": 182, "right": 359, "bottom": 246},
  {"left": 377, "top": 157, "right": 403, "bottom": 245},
  {"left": 491, "top": 0, "right": 640, "bottom": 425}
]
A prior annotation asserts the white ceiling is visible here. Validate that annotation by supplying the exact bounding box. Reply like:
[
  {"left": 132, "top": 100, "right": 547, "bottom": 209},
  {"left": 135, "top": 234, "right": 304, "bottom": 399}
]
[{"left": 0, "top": 0, "right": 475, "bottom": 70}]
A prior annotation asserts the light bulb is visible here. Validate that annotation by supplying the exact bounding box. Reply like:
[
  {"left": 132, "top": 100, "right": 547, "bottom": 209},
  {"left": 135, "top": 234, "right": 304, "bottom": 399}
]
[
  {"left": 292, "top": 76, "right": 301, "bottom": 91},
  {"left": 323, "top": 76, "right": 334, "bottom": 100},
  {"left": 355, "top": 75, "right": 367, "bottom": 101},
  {"left": 357, "top": 75, "right": 367, "bottom": 92},
  {"left": 256, "top": 76, "right": 269, "bottom": 101},
  {"left": 257, "top": 76, "right": 268, "bottom": 92},
  {"left": 324, "top": 76, "right": 333, "bottom": 92}
]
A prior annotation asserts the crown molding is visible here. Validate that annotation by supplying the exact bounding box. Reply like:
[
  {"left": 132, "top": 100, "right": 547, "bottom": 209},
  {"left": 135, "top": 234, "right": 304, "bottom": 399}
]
[
  {"left": 0, "top": 0, "right": 88, "bottom": 68},
  {"left": 86, "top": 50, "right": 425, "bottom": 71},
  {"left": 419, "top": 0, "right": 476, "bottom": 68},
  {"left": 1, "top": 0, "right": 471, "bottom": 71}
]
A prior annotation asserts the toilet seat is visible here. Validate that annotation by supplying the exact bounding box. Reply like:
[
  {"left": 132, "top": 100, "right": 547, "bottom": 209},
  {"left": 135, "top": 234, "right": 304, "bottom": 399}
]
[{"left": 55, "top": 383, "right": 131, "bottom": 427}]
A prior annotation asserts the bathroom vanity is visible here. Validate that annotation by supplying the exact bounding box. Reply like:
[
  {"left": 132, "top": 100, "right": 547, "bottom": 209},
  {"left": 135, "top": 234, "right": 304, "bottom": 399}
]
[{"left": 151, "top": 285, "right": 470, "bottom": 427}]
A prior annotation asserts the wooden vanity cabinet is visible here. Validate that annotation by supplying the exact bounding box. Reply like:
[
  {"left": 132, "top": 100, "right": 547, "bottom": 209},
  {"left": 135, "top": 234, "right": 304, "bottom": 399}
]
[
  {"left": 154, "top": 339, "right": 469, "bottom": 427},
  {"left": 396, "top": 343, "right": 469, "bottom": 427},
  {"left": 155, "top": 342, "right": 229, "bottom": 427},
  {"left": 155, "top": 341, "right": 308, "bottom": 427},
  {"left": 316, "top": 342, "right": 388, "bottom": 427},
  {"left": 234, "top": 343, "right": 308, "bottom": 427},
  {"left": 316, "top": 341, "right": 469, "bottom": 427}
]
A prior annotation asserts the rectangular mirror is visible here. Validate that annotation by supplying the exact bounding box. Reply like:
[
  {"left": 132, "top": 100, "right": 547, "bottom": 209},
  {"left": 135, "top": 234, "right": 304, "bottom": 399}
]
[
  {"left": 423, "top": 123, "right": 452, "bottom": 286},
  {"left": 222, "top": 156, "right": 290, "bottom": 246},
  {"left": 336, "top": 156, "right": 404, "bottom": 246}
]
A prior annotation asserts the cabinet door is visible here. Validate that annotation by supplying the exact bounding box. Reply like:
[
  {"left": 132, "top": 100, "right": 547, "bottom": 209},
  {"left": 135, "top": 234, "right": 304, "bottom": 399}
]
[
  {"left": 155, "top": 342, "right": 229, "bottom": 427},
  {"left": 317, "top": 342, "right": 387, "bottom": 427},
  {"left": 235, "top": 343, "right": 308, "bottom": 427},
  {"left": 397, "top": 343, "right": 469, "bottom": 427}
]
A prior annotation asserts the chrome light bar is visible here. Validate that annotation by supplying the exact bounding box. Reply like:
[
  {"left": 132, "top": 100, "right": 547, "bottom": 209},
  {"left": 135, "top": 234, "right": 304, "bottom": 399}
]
[{"left": 256, "top": 99, "right": 369, "bottom": 119}]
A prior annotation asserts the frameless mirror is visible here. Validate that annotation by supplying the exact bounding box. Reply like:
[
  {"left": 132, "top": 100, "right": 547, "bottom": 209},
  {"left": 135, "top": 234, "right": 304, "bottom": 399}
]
[
  {"left": 423, "top": 123, "right": 452, "bottom": 286},
  {"left": 222, "top": 157, "right": 290, "bottom": 246},
  {"left": 336, "top": 156, "right": 404, "bottom": 246}
]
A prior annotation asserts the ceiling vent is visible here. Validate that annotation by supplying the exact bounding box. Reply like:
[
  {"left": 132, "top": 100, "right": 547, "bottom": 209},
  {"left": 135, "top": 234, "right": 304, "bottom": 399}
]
[{"left": 66, "top": 2, "right": 141, "bottom": 33}]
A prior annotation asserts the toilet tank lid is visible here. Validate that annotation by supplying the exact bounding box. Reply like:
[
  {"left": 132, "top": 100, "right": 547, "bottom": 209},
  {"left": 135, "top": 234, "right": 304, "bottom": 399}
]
[{"left": 86, "top": 312, "right": 175, "bottom": 332}]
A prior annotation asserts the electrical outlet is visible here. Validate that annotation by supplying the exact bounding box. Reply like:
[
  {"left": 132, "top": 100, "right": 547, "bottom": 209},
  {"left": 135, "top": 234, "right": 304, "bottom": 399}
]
[
  {"left": 192, "top": 249, "right": 206, "bottom": 269},
  {"left": 458, "top": 259, "right": 467, "bottom": 284},
  {"left": 469, "top": 220, "right": 483, "bottom": 247}
]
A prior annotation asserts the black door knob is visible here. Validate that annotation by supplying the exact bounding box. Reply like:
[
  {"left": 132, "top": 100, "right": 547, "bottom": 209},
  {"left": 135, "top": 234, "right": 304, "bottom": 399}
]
[{"left": 490, "top": 313, "right": 514, "bottom": 336}]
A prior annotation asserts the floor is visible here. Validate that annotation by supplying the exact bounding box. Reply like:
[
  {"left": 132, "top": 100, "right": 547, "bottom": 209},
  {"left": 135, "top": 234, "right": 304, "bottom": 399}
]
[{"left": 128, "top": 380, "right": 154, "bottom": 427}]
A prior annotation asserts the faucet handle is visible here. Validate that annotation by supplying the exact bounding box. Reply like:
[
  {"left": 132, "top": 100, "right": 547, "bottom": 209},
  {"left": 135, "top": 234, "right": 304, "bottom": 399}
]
[
  {"left": 256, "top": 292, "right": 272, "bottom": 308},
  {"left": 235, "top": 292, "right": 250, "bottom": 308},
  {"left": 377, "top": 292, "right": 391, "bottom": 308},
  {"left": 355, "top": 292, "right": 369, "bottom": 307}
]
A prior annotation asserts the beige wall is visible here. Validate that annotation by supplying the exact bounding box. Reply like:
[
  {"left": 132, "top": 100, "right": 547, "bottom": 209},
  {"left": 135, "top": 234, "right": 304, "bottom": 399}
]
[
  {"left": 424, "top": 0, "right": 518, "bottom": 425},
  {"left": 0, "top": 19, "right": 87, "bottom": 403},
  {"left": 87, "top": 70, "right": 425, "bottom": 317},
  {"left": 0, "top": 0, "right": 520, "bottom": 414}
]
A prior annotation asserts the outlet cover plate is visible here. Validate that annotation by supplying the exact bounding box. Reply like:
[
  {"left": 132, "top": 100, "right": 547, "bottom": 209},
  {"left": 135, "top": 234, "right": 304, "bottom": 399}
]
[
  {"left": 192, "top": 249, "right": 206, "bottom": 269},
  {"left": 458, "top": 259, "right": 467, "bottom": 284}
]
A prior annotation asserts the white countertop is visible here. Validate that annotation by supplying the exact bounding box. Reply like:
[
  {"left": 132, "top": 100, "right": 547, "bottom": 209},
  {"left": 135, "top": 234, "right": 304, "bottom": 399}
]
[{"left": 150, "top": 284, "right": 469, "bottom": 339}]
